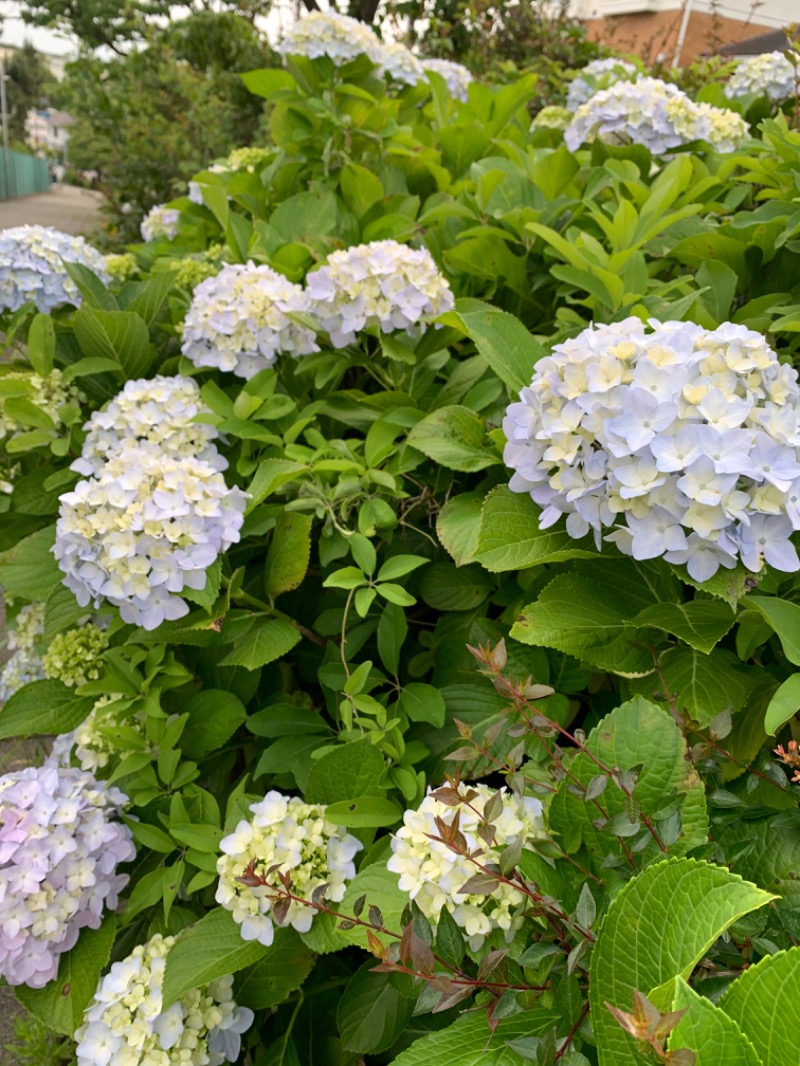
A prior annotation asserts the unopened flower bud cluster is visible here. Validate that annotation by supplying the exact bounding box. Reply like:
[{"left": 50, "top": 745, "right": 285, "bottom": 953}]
[
  {"left": 727, "top": 51, "right": 796, "bottom": 102},
  {"left": 532, "top": 105, "right": 572, "bottom": 131},
  {"left": 75, "top": 932, "right": 254, "bottom": 1066},
  {"left": 565, "top": 77, "right": 748, "bottom": 154},
  {"left": 140, "top": 205, "right": 181, "bottom": 243},
  {"left": 104, "top": 253, "right": 139, "bottom": 282},
  {"left": 0, "top": 225, "right": 109, "bottom": 313},
  {"left": 217, "top": 790, "right": 363, "bottom": 946},
  {"left": 0, "top": 602, "right": 45, "bottom": 702},
  {"left": 55, "top": 446, "right": 246, "bottom": 629},
  {"left": 43, "top": 623, "right": 109, "bottom": 688},
  {"left": 420, "top": 58, "right": 473, "bottom": 101},
  {"left": 0, "top": 766, "right": 134, "bottom": 988},
  {"left": 0, "top": 368, "right": 77, "bottom": 444},
  {"left": 388, "top": 784, "right": 545, "bottom": 951},
  {"left": 504, "top": 317, "right": 800, "bottom": 582},
  {"left": 72, "top": 374, "right": 223, "bottom": 477},
  {"left": 566, "top": 57, "right": 638, "bottom": 110}
]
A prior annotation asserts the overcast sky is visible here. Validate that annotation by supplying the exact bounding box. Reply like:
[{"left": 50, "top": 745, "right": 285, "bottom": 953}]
[{"left": 0, "top": 1, "right": 78, "bottom": 54}]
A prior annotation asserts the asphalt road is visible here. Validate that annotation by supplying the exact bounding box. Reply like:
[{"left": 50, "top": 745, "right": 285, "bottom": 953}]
[{"left": 0, "top": 183, "right": 103, "bottom": 235}]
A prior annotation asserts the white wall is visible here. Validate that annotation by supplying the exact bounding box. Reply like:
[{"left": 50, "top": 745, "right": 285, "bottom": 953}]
[{"left": 571, "top": 0, "right": 798, "bottom": 26}]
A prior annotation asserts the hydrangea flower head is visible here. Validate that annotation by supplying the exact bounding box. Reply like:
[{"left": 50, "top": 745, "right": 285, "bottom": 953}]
[
  {"left": 727, "top": 51, "right": 796, "bottom": 101},
  {"left": 377, "top": 42, "right": 425, "bottom": 86},
  {"left": 306, "top": 239, "right": 455, "bottom": 348},
  {"left": 565, "top": 77, "right": 747, "bottom": 154},
  {"left": 72, "top": 374, "right": 223, "bottom": 477},
  {"left": 388, "top": 784, "right": 545, "bottom": 951},
  {"left": 182, "top": 262, "right": 319, "bottom": 379},
  {"left": 0, "top": 368, "right": 77, "bottom": 444},
  {"left": 566, "top": 57, "right": 638, "bottom": 110},
  {"left": 0, "top": 766, "right": 133, "bottom": 988},
  {"left": 504, "top": 317, "right": 800, "bottom": 582},
  {"left": 217, "top": 790, "right": 363, "bottom": 946},
  {"left": 75, "top": 933, "right": 254, "bottom": 1066},
  {"left": 43, "top": 624, "right": 109, "bottom": 688},
  {"left": 532, "top": 105, "right": 572, "bottom": 131},
  {"left": 0, "top": 225, "right": 109, "bottom": 313},
  {"left": 140, "top": 205, "right": 181, "bottom": 242},
  {"left": 420, "top": 58, "right": 472, "bottom": 101},
  {"left": 54, "top": 447, "right": 246, "bottom": 629},
  {"left": 48, "top": 694, "right": 138, "bottom": 774},
  {"left": 0, "top": 602, "right": 46, "bottom": 702},
  {"left": 276, "top": 11, "right": 382, "bottom": 65},
  {"left": 104, "top": 253, "right": 138, "bottom": 282}
]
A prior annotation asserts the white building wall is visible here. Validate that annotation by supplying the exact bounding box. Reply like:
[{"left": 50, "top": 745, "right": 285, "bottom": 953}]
[{"left": 571, "top": 0, "right": 797, "bottom": 26}]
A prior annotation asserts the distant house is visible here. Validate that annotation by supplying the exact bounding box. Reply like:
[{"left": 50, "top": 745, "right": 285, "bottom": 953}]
[
  {"left": 25, "top": 107, "right": 74, "bottom": 160},
  {"left": 572, "top": 0, "right": 798, "bottom": 65}
]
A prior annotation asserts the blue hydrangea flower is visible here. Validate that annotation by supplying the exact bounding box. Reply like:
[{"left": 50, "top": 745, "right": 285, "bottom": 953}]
[{"left": 0, "top": 226, "right": 109, "bottom": 313}]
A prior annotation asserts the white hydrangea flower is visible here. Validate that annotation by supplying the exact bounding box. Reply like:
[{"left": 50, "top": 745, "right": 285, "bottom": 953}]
[
  {"left": 565, "top": 77, "right": 748, "bottom": 154},
  {"left": 72, "top": 375, "right": 224, "bottom": 477},
  {"left": 377, "top": 42, "right": 425, "bottom": 86},
  {"left": 182, "top": 262, "right": 319, "bottom": 379},
  {"left": 276, "top": 11, "right": 382, "bottom": 65},
  {"left": 727, "top": 51, "right": 796, "bottom": 102},
  {"left": 0, "top": 602, "right": 46, "bottom": 702},
  {"left": 0, "top": 766, "right": 134, "bottom": 988},
  {"left": 566, "top": 57, "right": 638, "bottom": 110},
  {"left": 75, "top": 933, "right": 254, "bottom": 1066},
  {"left": 217, "top": 790, "right": 363, "bottom": 947},
  {"left": 0, "top": 368, "right": 77, "bottom": 444},
  {"left": 0, "top": 225, "right": 109, "bottom": 314},
  {"left": 54, "top": 447, "right": 247, "bottom": 630},
  {"left": 420, "top": 58, "right": 472, "bottom": 101},
  {"left": 140, "top": 205, "right": 181, "bottom": 242},
  {"left": 387, "top": 784, "right": 545, "bottom": 952},
  {"left": 504, "top": 317, "right": 800, "bottom": 582},
  {"left": 306, "top": 239, "right": 455, "bottom": 348}
]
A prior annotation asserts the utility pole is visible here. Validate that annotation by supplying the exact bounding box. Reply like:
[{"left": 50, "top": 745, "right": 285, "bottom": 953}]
[{"left": 0, "top": 55, "right": 10, "bottom": 200}]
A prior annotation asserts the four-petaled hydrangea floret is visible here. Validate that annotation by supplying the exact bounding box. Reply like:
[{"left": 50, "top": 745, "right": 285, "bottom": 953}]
[
  {"left": 0, "top": 368, "right": 77, "bottom": 443},
  {"left": 75, "top": 933, "right": 254, "bottom": 1066},
  {"left": 216, "top": 790, "right": 363, "bottom": 947},
  {"left": 420, "top": 58, "right": 472, "bottom": 101},
  {"left": 182, "top": 262, "right": 319, "bottom": 379},
  {"left": 565, "top": 57, "right": 638, "bottom": 110},
  {"left": 0, "top": 766, "right": 134, "bottom": 989},
  {"left": 532, "top": 105, "right": 572, "bottom": 131},
  {"left": 72, "top": 374, "right": 224, "bottom": 477},
  {"left": 43, "top": 624, "right": 109, "bottom": 688},
  {"left": 140, "top": 205, "right": 181, "bottom": 242},
  {"left": 378, "top": 42, "right": 425, "bottom": 86},
  {"left": 54, "top": 447, "right": 247, "bottom": 630},
  {"left": 0, "top": 602, "right": 46, "bottom": 702},
  {"left": 306, "top": 239, "right": 455, "bottom": 348},
  {"left": 276, "top": 11, "right": 382, "bottom": 65},
  {"left": 565, "top": 77, "right": 748, "bottom": 154},
  {"left": 48, "top": 694, "right": 137, "bottom": 774},
  {"left": 387, "top": 784, "right": 545, "bottom": 952},
  {"left": 504, "top": 317, "right": 800, "bottom": 582},
  {"left": 727, "top": 51, "right": 796, "bottom": 102},
  {"left": 0, "top": 225, "right": 109, "bottom": 313}
]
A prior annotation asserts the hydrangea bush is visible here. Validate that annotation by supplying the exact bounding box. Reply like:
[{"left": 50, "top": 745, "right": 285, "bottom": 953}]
[{"left": 0, "top": 226, "right": 108, "bottom": 313}]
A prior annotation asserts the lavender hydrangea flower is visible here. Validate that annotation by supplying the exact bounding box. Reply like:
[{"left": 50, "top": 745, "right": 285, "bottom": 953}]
[
  {"left": 565, "top": 57, "right": 638, "bottom": 110},
  {"left": 306, "top": 239, "right": 454, "bottom": 348},
  {"left": 727, "top": 51, "right": 796, "bottom": 102},
  {"left": 0, "top": 602, "right": 46, "bottom": 702},
  {"left": 0, "top": 766, "right": 134, "bottom": 988},
  {"left": 504, "top": 317, "right": 800, "bottom": 583},
  {"left": 140, "top": 205, "right": 181, "bottom": 242},
  {"left": 0, "top": 226, "right": 109, "bottom": 313},
  {"left": 276, "top": 11, "right": 382, "bottom": 65},
  {"left": 420, "top": 58, "right": 472, "bottom": 101},
  {"left": 182, "top": 262, "right": 319, "bottom": 379}
]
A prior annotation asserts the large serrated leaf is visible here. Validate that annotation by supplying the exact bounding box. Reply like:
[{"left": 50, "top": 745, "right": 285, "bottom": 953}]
[
  {"left": 635, "top": 601, "right": 736, "bottom": 655},
  {"left": 265, "top": 513, "right": 312, "bottom": 598},
  {"left": 718, "top": 948, "right": 800, "bottom": 1064},
  {"left": 407, "top": 405, "right": 500, "bottom": 472},
  {"left": 668, "top": 978, "right": 761, "bottom": 1065},
  {"left": 390, "top": 1006, "right": 559, "bottom": 1066},
  {"left": 475, "top": 487, "right": 597, "bottom": 572},
  {"left": 591, "top": 858, "right": 774, "bottom": 1066},
  {"left": 0, "top": 680, "right": 95, "bottom": 740},
  {"left": 0, "top": 525, "right": 61, "bottom": 599}
]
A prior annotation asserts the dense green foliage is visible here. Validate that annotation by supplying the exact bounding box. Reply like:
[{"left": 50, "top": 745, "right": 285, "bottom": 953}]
[{"left": 4, "top": 41, "right": 800, "bottom": 1066}]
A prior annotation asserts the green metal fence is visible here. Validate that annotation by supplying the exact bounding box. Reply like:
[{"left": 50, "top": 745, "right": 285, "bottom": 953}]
[{"left": 0, "top": 148, "right": 51, "bottom": 201}]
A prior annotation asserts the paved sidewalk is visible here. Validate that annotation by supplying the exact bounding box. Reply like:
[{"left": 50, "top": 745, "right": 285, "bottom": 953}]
[{"left": 0, "top": 183, "right": 103, "bottom": 235}]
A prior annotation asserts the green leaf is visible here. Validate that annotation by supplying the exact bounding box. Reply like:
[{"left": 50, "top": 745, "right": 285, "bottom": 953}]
[
  {"left": 591, "top": 857, "right": 773, "bottom": 1066},
  {"left": 338, "top": 960, "right": 415, "bottom": 1054},
  {"left": 764, "top": 673, "right": 800, "bottom": 735},
  {"left": 60, "top": 355, "right": 122, "bottom": 383},
  {"left": 324, "top": 796, "right": 403, "bottom": 828},
  {"left": 126, "top": 271, "right": 174, "bottom": 326},
  {"left": 43, "top": 585, "right": 90, "bottom": 642},
  {"left": 218, "top": 617, "right": 301, "bottom": 669},
  {"left": 0, "top": 525, "right": 61, "bottom": 599},
  {"left": 241, "top": 67, "right": 297, "bottom": 97},
  {"left": 419, "top": 561, "right": 493, "bottom": 612},
  {"left": 73, "top": 307, "right": 156, "bottom": 379},
  {"left": 436, "top": 492, "right": 482, "bottom": 566},
  {"left": 660, "top": 648, "right": 757, "bottom": 726},
  {"left": 475, "top": 487, "right": 597, "bottom": 572},
  {"left": 398, "top": 682, "right": 446, "bottom": 727},
  {"left": 16, "top": 917, "right": 116, "bottom": 1036},
  {"left": 162, "top": 908, "right": 269, "bottom": 1010},
  {"left": 668, "top": 977, "right": 761, "bottom": 1066},
  {"left": 407, "top": 405, "right": 499, "bottom": 472},
  {"left": 180, "top": 689, "right": 247, "bottom": 758},
  {"left": 26, "top": 313, "right": 55, "bottom": 376},
  {"left": 265, "top": 513, "right": 312, "bottom": 598},
  {"left": 438, "top": 297, "right": 546, "bottom": 394},
  {"left": 0, "top": 680, "right": 94, "bottom": 741},
  {"left": 63, "top": 262, "right": 118, "bottom": 310},
  {"left": 304, "top": 737, "right": 385, "bottom": 804},
  {"left": 390, "top": 1008, "right": 559, "bottom": 1066},
  {"left": 549, "top": 698, "right": 709, "bottom": 870},
  {"left": 634, "top": 601, "right": 736, "bottom": 654},
  {"left": 718, "top": 948, "right": 800, "bottom": 1065},
  {"left": 435, "top": 906, "right": 466, "bottom": 969},
  {"left": 181, "top": 558, "right": 221, "bottom": 613},
  {"left": 746, "top": 596, "right": 800, "bottom": 665},
  {"left": 234, "top": 928, "right": 315, "bottom": 1010},
  {"left": 376, "top": 554, "right": 429, "bottom": 582},
  {"left": 377, "top": 602, "right": 407, "bottom": 676},
  {"left": 340, "top": 164, "right": 384, "bottom": 219}
]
